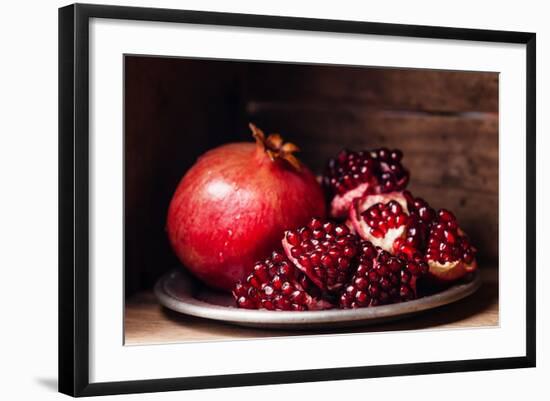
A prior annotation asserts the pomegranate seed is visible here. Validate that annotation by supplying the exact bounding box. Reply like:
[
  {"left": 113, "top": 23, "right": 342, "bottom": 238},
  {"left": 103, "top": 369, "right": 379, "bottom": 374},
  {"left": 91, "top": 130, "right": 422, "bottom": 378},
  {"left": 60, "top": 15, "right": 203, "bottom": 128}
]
[
  {"left": 438, "top": 209, "right": 456, "bottom": 222},
  {"left": 237, "top": 296, "right": 256, "bottom": 309},
  {"left": 323, "top": 221, "right": 335, "bottom": 232},
  {"left": 285, "top": 231, "right": 300, "bottom": 246},
  {"left": 309, "top": 217, "right": 323, "bottom": 230},
  {"left": 390, "top": 150, "right": 403, "bottom": 161}
]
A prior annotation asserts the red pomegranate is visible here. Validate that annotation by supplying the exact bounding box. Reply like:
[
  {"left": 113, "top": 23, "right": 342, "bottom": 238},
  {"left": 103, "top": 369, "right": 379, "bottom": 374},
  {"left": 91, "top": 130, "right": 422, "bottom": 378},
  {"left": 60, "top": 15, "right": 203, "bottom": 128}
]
[{"left": 166, "top": 124, "right": 326, "bottom": 292}]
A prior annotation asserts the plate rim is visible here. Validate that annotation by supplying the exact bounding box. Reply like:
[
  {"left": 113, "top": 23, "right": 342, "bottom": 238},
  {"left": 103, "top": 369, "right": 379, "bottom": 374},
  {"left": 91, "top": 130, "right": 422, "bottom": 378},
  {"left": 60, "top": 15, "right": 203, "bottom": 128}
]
[{"left": 154, "top": 269, "right": 482, "bottom": 326}]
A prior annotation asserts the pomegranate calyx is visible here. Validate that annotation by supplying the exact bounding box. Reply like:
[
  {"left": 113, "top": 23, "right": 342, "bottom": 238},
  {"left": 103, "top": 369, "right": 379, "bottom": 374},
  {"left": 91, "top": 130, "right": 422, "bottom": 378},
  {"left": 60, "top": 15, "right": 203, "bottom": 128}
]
[{"left": 249, "top": 123, "right": 302, "bottom": 171}]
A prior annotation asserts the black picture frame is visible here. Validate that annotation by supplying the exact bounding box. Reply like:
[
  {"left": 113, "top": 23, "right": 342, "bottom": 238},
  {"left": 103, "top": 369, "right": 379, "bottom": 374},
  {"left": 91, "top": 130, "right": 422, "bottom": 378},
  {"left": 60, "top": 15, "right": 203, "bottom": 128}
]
[{"left": 59, "top": 3, "right": 536, "bottom": 397}]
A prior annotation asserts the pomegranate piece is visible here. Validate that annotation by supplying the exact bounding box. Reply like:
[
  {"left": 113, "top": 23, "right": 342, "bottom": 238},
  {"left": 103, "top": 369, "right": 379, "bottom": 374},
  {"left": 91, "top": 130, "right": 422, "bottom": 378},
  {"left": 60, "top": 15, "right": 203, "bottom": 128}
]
[
  {"left": 348, "top": 191, "right": 436, "bottom": 259},
  {"left": 323, "top": 148, "right": 409, "bottom": 219},
  {"left": 426, "top": 210, "right": 477, "bottom": 281},
  {"left": 339, "top": 241, "right": 428, "bottom": 308},
  {"left": 351, "top": 192, "right": 410, "bottom": 253},
  {"left": 282, "top": 217, "right": 359, "bottom": 292},
  {"left": 396, "top": 192, "right": 436, "bottom": 257},
  {"left": 232, "top": 251, "right": 333, "bottom": 311},
  {"left": 350, "top": 192, "right": 477, "bottom": 282},
  {"left": 326, "top": 146, "right": 478, "bottom": 284}
]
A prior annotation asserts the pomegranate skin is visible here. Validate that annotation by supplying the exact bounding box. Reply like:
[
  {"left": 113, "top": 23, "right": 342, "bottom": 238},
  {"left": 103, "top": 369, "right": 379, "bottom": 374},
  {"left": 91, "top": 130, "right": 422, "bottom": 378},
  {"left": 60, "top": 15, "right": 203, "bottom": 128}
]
[{"left": 167, "top": 141, "right": 326, "bottom": 292}]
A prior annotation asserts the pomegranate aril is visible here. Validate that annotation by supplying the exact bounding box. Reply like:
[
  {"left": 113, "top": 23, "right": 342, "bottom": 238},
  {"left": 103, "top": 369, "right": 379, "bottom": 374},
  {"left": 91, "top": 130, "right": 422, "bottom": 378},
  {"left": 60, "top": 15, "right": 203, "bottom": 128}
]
[
  {"left": 323, "top": 221, "right": 335, "bottom": 232},
  {"left": 285, "top": 231, "right": 301, "bottom": 246},
  {"left": 299, "top": 227, "right": 312, "bottom": 241},
  {"left": 236, "top": 296, "right": 256, "bottom": 309},
  {"left": 334, "top": 225, "right": 349, "bottom": 236},
  {"left": 309, "top": 217, "right": 323, "bottom": 230},
  {"left": 232, "top": 251, "right": 333, "bottom": 311},
  {"left": 320, "top": 254, "right": 334, "bottom": 268},
  {"left": 390, "top": 149, "right": 403, "bottom": 161},
  {"left": 438, "top": 209, "right": 456, "bottom": 222}
]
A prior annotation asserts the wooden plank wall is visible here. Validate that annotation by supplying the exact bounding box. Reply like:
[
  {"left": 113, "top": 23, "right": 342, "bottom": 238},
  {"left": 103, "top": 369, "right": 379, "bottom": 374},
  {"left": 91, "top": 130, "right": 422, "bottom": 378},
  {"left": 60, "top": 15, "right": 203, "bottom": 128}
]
[
  {"left": 243, "top": 63, "right": 499, "bottom": 265},
  {"left": 124, "top": 57, "right": 498, "bottom": 296},
  {"left": 124, "top": 57, "right": 247, "bottom": 295}
]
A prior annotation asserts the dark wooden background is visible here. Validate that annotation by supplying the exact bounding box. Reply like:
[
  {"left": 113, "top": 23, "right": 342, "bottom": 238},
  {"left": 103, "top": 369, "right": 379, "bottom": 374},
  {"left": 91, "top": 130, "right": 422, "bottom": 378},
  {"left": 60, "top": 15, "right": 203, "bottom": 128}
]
[{"left": 124, "top": 56, "right": 498, "bottom": 297}]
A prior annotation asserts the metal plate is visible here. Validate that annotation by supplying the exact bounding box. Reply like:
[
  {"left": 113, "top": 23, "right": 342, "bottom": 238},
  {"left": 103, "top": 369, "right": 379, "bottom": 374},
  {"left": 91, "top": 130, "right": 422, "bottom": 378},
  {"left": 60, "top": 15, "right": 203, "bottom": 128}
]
[{"left": 154, "top": 269, "right": 481, "bottom": 330}]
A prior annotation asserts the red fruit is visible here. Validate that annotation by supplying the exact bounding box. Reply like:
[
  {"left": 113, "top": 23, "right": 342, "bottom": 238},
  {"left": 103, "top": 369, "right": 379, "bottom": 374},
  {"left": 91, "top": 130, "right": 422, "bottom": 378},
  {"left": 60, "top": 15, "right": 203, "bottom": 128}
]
[
  {"left": 339, "top": 241, "right": 428, "bottom": 308},
  {"left": 351, "top": 191, "right": 477, "bottom": 282},
  {"left": 167, "top": 124, "right": 326, "bottom": 291},
  {"left": 323, "top": 149, "right": 409, "bottom": 219},
  {"left": 426, "top": 209, "right": 477, "bottom": 281},
  {"left": 348, "top": 191, "right": 410, "bottom": 253},
  {"left": 281, "top": 217, "right": 359, "bottom": 292},
  {"left": 348, "top": 191, "right": 435, "bottom": 259},
  {"left": 232, "top": 251, "right": 333, "bottom": 310}
]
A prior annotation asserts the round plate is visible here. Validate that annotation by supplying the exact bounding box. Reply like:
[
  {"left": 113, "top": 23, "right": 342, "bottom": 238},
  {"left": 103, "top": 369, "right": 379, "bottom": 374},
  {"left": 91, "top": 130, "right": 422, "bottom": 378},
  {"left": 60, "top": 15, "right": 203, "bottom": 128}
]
[{"left": 154, "top": 269, "right": 481, "bottom": 330}]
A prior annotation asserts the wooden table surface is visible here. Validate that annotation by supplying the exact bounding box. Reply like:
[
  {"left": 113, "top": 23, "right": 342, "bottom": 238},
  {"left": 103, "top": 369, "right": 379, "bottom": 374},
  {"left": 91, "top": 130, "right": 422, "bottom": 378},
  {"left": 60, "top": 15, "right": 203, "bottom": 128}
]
[{"left": 124, "top": 266, "right": 498, "bottom": 345}]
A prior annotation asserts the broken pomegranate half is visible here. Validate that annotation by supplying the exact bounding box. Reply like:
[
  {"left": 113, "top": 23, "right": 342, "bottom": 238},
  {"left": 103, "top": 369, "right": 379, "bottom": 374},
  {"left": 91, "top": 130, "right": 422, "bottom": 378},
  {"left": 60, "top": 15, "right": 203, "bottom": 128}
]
[
  {"left": 323, "top": 148, "right": 410, "bottom": 219},
  {"left": 282, "top": 217, "right": 359, "bottom": 292},
  {"left": 350, "top": 192, "right": 477, "bottom": 282},
  {"left": 348, "top": 191, "right": 434, "bottom": 259},
  {"left": 232, "top": 250, "right": 333, "bottom": 310}
]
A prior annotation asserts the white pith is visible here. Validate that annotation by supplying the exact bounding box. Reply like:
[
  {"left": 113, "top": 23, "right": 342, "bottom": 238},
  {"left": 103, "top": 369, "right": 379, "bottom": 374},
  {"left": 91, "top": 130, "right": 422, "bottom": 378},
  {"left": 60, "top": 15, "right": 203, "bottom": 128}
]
[
  {"left": 427, "top": 259, "right": 477, "bottom": 280},
  {"left": 330, "top": 182, "right": 370, "bottom": 218},
  {"left": 369, "top": 226, "right": 406, "bottom": 251}
]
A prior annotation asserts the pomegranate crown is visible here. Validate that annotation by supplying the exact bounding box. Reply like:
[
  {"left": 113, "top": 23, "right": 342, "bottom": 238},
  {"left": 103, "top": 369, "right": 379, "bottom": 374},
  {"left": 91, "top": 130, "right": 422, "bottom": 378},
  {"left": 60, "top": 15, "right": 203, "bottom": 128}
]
[{"left": 249, "top": 123, "right": 301, "bottom": 171}]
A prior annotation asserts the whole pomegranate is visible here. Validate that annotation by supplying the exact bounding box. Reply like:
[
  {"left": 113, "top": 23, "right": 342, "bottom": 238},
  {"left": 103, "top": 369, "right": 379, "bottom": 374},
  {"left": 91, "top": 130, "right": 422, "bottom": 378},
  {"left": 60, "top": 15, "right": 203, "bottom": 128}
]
[{"left": 166, "top": 124, "right": 326, "bottom": 292}]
